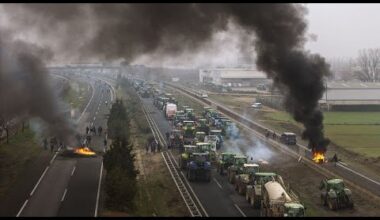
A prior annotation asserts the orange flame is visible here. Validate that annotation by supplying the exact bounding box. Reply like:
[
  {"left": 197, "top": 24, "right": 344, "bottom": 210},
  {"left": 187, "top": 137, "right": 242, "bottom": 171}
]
[
  {"left": 312, "top": 152, "right": 325, "bottom": 164},
  {"left": 74, "top": 147, "right": 96, "bottom": 156}
]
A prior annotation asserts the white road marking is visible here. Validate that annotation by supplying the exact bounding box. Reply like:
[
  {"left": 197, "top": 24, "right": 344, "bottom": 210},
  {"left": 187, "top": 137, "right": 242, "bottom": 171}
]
[
  {"left": 77, "top": 82, "right": 95, "bottom": 123},
  {"left": 337, "top": 162, "right": 380, "bottom": 186},
  {"left": 234, "top": 204, "right": 246, "bottom": 217},
  {"left": 16, "top": 200, "right": 29, "bottom": 217},
  {"left": 94, "top": 162, "right": 103, "bottom": 217},
  {"left": 61, "top": 189, "right": 68, "bottom": 202},
  {"left": 49, "top": 146, "right": 62, "bottom": 164},
  {"left": 213, "top": 178, "right": 223, "bottom": 189},
  {"left": 71, "top": 166, "right": 76, "bottom": 176},
  {"left": 30, "top": 166, "right": 49, "bottom": 197}
]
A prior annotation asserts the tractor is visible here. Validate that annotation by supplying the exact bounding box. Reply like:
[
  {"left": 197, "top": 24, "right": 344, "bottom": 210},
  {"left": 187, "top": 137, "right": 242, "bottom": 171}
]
[
  {"left": 234, "top": 163, "right": 260, "bottom": 195},
  {"left": 197, "top": 118, "right": 210, "bottom": 134},
  {"left": 194, "top": 131, "right": 206, "bottom": 144},
  {"left": 320, "top": 178, "right": 354, "bottom": 210},
  {"left": 195, "top": 142, "right": 216, "bottom": 162},
  {"left": 203, "top": 106, "right": 213, "bottom": 117},
  {"left": 182, "top": 121, "right": 196, "bottom": 144},
  {"left": 227, "top": 155, "right": 248, "bottom": 184},
  {"left": 185, "top": 108, "right": 196, "bottom": 121},
  {"left": 246, "top": 172, "right": 285, "bottom": 209},
  {"left": 204, "top": 135, "right": 221, "bottom": 151},
  {"left": 186, "top": 152, "right": 212, "bottom": 182},
  {"left": 168, "top": 129, "right": 184, "bottom": 149},
  {"left": 216, "top": 152, "right": 236, "bottom": 175},
  {"left": 209, "top": 130, "right": 224, "bottom": 149},
  {"left": 179, "top": 145, "right": 197, "bottom": 170}
]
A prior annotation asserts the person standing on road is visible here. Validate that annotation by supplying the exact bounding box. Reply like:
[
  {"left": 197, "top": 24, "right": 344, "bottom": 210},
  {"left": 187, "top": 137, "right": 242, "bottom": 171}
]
[
  {"left": 272, "top": 132, "right": 276, "bottom": 140},
  {"left": 86, "top": 126, "right": 89, "bottom": 134},
  {"left": 98, "top": 126, "right": 103, "bottom": 136},
  {"left": 157, "top": 141, "right": 161, "bottom": 152},
  {"left": 43, "top": 138, "right": 48, "bottom": 150},
  {"left": 166, "top": 131, "right": 170, "bottom": 142},
  {"left": 50, "top": 137, "right": 55, "bottom": 152}
]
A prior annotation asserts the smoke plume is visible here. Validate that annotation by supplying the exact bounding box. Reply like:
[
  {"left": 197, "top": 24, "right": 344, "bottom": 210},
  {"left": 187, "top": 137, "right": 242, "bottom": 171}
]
[
  {"left": 2, "top": 4, "right": 331, "bottom": 153},
  {"left": 0, "top": 34, "right": 75, "bottom": 144}
]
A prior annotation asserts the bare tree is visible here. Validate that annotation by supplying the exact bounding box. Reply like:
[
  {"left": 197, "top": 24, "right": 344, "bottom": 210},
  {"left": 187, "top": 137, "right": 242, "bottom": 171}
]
[{"left": 355, "top": 48, "right": 380, "bottom": 82}]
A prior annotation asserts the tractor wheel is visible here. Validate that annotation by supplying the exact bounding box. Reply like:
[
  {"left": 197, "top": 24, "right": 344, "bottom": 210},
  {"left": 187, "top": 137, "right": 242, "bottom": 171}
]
[
  {"left": 328, "top": 198, "right": 338, "bottom": 211},
  {"left": 229, "top": 172, "right": 235, "bottom": 184},
  {"left": 253, "top": 196, "right": 261, "bottom": 209},
  {"left": 206, "top": 172, "right": 211, "bottom": 182},
  {"left": 321, "top": 195, "right": 327, "bottom": 206}
]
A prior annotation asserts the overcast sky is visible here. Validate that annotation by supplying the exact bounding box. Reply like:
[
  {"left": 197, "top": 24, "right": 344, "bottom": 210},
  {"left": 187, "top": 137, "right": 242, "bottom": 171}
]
[{"left": 305, "top": 3, "right": 380, "bottom": 60}]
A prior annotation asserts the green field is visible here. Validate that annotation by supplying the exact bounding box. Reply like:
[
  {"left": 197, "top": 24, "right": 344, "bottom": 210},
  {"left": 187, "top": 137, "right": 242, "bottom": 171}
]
[
  {"left": 0, "top": 128, "right": 42, "bottom": 197},
  {"left": 262, "top": 111, "right": 380, "bottom": 157}
]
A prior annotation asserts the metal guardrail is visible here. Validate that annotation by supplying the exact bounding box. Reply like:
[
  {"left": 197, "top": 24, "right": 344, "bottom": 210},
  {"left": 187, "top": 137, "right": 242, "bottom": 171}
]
[
  {"left": 138, "top": 94, "right": 204, "bottom": 217},
  {"left": 165, "top": 82, "right": 380, "bottom": 205}
]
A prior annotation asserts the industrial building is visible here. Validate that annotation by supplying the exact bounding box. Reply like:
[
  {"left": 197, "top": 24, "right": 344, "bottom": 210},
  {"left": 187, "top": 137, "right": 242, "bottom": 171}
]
[
  {"left": 199, "top": 68, "right": 269, "bottom": 87},
  {"left": 319, "top": 82, "right": 380, "bottom": 111}
]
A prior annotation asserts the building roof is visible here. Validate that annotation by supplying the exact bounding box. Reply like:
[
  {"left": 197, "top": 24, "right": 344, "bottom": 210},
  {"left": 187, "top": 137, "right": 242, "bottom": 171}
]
[{"left": 220, "top": 69, "right": 267, "bottom": 79}]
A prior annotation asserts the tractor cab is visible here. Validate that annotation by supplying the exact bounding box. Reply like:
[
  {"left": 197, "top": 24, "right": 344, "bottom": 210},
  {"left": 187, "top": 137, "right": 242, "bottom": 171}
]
[
  {"left": 170, "top": 129, "right": 183, "bottom": 139},
  {"left": 284, "top": 203, "right": 305, "bottom": 217},
  {"left": 280, "top": 132, "right": 297, "bottom": 145},
  {"left": 233, "top": 155, "right": 248, "bottom": 167},
  {"left": 210, "top": 130, "right": 224, "bottom": 143},
  {"left": 241, "top": 163, "right": 260, "bottom": 175},
  {"left": 194, "top": 131, "right": 206, "bottom": 143},
  {"left": 196, "top": 142, "right": 212, "bottom": 153}
]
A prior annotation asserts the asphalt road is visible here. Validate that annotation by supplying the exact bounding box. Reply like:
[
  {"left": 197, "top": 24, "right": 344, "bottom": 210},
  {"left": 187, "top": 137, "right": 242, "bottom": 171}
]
[
  {"left": 140, "top": 97, "right": 259, "bottom": 217},
  {"left": 17, "top": 75, "right": 112, "bottom": 217}
]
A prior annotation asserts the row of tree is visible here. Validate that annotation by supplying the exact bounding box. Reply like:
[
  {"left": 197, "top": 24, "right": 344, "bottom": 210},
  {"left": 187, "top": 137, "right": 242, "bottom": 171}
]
[
  {"left": 329, "top": 48, "right": 380, "bottom": 82},
  {"left": 103, "top": 100, "right": 138, "bottom": 212}
]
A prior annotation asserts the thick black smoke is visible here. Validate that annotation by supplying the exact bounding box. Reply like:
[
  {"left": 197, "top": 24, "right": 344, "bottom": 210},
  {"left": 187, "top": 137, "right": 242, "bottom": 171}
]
[
  {"left": 3, "top": 3, "right": 331, "bottom": 153},
  {"left": 0, "top": 34, "right": 76, "bottom": 144}
]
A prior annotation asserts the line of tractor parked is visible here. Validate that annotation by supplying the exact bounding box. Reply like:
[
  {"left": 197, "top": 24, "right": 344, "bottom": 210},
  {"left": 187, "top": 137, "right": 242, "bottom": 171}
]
[{"left": 133, "top": 79, "right": 355, "bottom": 217}]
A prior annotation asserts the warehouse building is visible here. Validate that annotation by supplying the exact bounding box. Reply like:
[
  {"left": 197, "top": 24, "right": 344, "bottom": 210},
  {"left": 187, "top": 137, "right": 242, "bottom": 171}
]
[
  {"left": 320, "top": 81, "right": 380, "bottom": 111},
  {"left": 199, "top": 68, "right": 269, "bottom": 87}
]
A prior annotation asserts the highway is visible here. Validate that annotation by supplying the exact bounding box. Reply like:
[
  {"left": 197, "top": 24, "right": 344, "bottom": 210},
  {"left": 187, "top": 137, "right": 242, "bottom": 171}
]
[
  {"left": 168, "top": 82, "right": 380, "bottom": 202},
  {"left": 16, "top": 74, "right": 113, "bottom": 217}
]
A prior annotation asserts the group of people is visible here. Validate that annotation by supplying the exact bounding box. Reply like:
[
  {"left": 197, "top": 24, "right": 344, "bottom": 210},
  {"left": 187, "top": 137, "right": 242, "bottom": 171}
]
[
  {"left": 265, "top": 129, "right": 277, "bottom": 140},
  {"left": 43, "top": 137, "right": 65, "bottom": 153},
  {"left": 146, "top": 136, "right": 161, "bottom": 153},
  {"left": 86, "top": 125, "right": 103, "bottom": 136}
]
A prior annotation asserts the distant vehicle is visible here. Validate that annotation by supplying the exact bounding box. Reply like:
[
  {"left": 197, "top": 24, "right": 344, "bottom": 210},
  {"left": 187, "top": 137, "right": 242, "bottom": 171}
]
[
  {"left": 201, "top": 93, "right": 208, "bottom": 98},
  {"left": 165, "top": 103, "right": 177, "bottom": 120},
  {"left": 251, "top": 103, "right": 262, "bottom": 109},
  {"left": 280, "top": 132, "right": 297, "bottom": 145}
]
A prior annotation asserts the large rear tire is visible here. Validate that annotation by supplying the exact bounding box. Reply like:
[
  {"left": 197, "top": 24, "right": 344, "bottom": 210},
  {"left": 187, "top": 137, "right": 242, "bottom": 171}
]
[{"left": 328, "top": 198, "right": 338, "bottom": 211}]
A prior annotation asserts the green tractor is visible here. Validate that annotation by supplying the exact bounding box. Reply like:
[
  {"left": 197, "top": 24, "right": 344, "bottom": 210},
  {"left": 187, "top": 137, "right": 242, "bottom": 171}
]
[
  {"left": 182, "top": 121, "right": 196, "bottom": 144},
  {"left": 246, "top": 172, "right": 285, "bottom": 209},
  {"left": 195, "top": 142, "right": 216, "bottom": 162},
  {"left": 168, "top": 129, "right": 184, "bottom": 149},
  {"left": 186, "top": 152, "right": 212, "bottom": 182},
  {"left": 234, "top": 163, "right": 260, "bottom": 195},
  {"left": 320, "top": 178, "right": 354, "bottom": 210},
  {"left": 203, "top": 106, "right": 213, "bottom": 117},
  {"left": 194, "top": 131, "right": 206, "bottom": 144},
  {"left": 197, "top": 118, "right": 210, "bottom": 134},
  {"left": 227, "top": 155, "right": 248, "bottom": 184},
  {"left": 220, "top": 119, "right": 232, "bottom": 137},
  {"left": 216, "top": 152, "right": 236, "bottom": 175},
  {"left": 179, "top": 145, "right": 197, "bottom": 170},
  {"left": 185, "top": 108, "right": 196, "bottom": 120}
]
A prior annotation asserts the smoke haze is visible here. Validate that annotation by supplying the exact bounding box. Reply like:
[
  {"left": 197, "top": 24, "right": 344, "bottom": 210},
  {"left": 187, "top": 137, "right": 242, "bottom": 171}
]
[{"left": 1, "top": 4, "right": 331, "bottom": 152}]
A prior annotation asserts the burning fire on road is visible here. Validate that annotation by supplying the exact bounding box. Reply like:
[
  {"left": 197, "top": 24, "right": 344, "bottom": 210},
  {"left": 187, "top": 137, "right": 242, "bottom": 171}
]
[
  {"left": 61, "top": 146, "right": 97, "bottom": 157},
  {"left": 74, "top": 147, "right": 96, "bottom": 156},
  {"left": 312, "top": 151, "right": 325, "bottom": 164}
]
